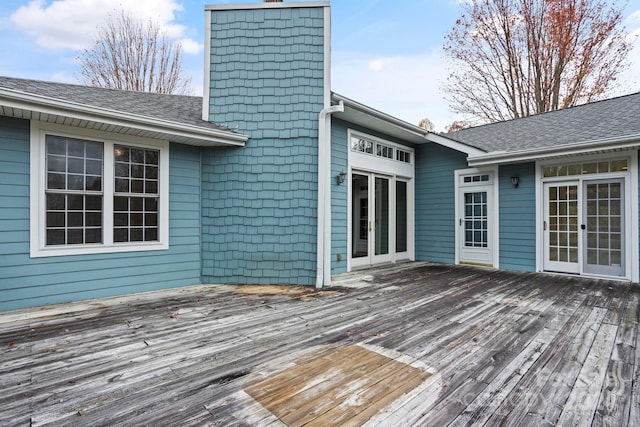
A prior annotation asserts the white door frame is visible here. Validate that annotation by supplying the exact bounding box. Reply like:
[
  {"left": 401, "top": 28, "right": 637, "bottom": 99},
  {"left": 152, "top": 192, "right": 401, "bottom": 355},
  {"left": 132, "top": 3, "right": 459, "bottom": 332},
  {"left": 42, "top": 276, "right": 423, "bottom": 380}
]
[
  {"left": 536, "top": 151, "right": 639, "bottom": 281},
  {"left": 454, "top": 168, "right": 499, "bottom": 267},
  {"left": 346, "top": 130, "right": 415, "bottom": 271}
]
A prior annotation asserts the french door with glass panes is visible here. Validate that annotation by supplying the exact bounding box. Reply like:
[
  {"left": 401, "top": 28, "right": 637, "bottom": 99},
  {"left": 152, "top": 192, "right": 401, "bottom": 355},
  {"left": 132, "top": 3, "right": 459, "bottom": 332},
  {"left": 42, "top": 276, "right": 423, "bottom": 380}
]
[
  {"left": 543, "top": 179, "right": 625, "bottom": 277},
  {"left": 459, "top": 184, "right": 494, "bottom": 266},
  {"left": 351, "top": 172, "right": 409, "bottom": 268}
]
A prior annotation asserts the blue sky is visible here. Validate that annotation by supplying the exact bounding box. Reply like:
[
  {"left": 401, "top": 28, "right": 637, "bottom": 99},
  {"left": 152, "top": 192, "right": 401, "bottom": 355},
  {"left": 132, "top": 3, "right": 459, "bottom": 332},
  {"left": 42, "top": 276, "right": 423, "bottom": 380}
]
[{"left": 1, "top": 0, "right": 639, "bottom": 131}]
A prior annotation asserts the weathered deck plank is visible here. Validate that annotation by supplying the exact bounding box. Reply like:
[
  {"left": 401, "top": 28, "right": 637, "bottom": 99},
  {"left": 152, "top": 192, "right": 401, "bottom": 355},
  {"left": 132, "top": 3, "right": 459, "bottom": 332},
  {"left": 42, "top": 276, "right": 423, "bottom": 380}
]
[{"left": 0, "top": 263, "right": 638, "bottom": 426}]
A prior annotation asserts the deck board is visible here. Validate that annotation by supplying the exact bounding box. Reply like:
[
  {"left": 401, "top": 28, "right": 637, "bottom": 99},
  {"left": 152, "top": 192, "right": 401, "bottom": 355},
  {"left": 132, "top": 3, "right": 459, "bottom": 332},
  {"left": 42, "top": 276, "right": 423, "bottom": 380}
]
[{"left": 0, "top": 263, "right": 638, "bottom": 426}]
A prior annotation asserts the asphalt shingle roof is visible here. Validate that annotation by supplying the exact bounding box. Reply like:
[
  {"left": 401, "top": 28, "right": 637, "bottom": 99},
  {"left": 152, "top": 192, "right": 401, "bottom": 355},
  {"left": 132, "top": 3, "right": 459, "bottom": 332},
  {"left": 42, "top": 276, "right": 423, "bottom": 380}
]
[
  {"left": 446, "top": 92, "right": 640, "bottom": 153},
  {"left": 0, "top": 76, "right": 231, "bottom": 133}
]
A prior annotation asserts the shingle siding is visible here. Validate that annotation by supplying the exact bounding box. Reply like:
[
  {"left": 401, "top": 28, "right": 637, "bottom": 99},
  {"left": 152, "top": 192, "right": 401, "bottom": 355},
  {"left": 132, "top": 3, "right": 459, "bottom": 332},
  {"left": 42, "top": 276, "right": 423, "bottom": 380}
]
[
  {"left": 0, "top": 119, "right": 202, "bottom": 311},
  {"left": 415, "top": 143, "right": 468, "bottom": 263},
  {"left": 498, "top": 163, "right": 536, "bottom": 271},
  {"left": 202, "top": 5, "right": 326, "bottom": 285}
]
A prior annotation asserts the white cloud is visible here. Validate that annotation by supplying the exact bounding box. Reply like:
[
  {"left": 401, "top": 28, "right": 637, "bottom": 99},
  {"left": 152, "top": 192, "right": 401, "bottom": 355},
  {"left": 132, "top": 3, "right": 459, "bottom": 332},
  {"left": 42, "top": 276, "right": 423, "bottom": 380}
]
[
  {"left": 179, "top": 38, "right": 203, "bottom": 55},
  {"left": 9, "top": 0, "right": 200, "bottom": 53},
  {"left": 332, "top": 50, "right": 460, "bottom": 133}
]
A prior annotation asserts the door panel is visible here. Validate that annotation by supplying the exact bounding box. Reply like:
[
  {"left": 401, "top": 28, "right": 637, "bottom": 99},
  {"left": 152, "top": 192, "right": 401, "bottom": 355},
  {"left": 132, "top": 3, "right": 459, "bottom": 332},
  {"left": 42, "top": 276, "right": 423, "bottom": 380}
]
[
  {"left": 351, "top": 174, "right": 369, "bottom": 259},
  {"left": 543, "top": 179, "right": 625, "bottom": 278},
  {"left": 351, "top": 172, "right": 404, "bottom": 268},
  {"left": 459, "top": 184, "right": 493, "bottom": 266},
  {"left": 543, "top": 182, "right": 579, "bottom": 273},
  {"left": 583, "top": 179, "right": 624, "bottom": 276},
  {"left": 374, "top": 177, "right": 389, "bottom": 256}
]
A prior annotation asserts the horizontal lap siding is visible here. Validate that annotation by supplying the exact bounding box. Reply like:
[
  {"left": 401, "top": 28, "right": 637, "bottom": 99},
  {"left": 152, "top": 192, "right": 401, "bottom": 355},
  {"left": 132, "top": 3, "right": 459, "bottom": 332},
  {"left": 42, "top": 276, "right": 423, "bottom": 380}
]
[
  {"left": 498, "top": 163, "right": 536, "bottom": 271},
  {"left": 415, "top": 144, "right": 468, "bottom": 263},
  {"left": 202, "top": 6, "right": 326, "bottom": 285},
  {"left": 0, "top": 118, "right": 202, "bottom": 311},
  {"left": 331, "top": 119, "right": 348, "bottom": 275}
]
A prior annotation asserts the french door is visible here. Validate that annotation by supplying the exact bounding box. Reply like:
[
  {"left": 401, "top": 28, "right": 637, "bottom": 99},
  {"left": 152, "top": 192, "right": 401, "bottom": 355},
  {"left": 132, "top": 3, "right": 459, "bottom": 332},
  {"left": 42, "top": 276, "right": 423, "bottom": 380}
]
[
  {"left": 458, "top": 184, "right": 494, "bottom": 266},
  {"left": 351, "top": 172, "right": 408, "bottom": 268},
  {"left": 543, "top": 179, "right": 625, "bottom": 277}
]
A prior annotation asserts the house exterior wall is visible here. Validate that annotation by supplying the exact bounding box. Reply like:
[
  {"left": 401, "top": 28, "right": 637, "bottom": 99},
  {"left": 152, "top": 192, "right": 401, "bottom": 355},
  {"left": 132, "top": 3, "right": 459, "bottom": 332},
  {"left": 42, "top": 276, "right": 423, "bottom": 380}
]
[
  {"left": 415, "top": 143, "right": 468, "bottom": 263},
  {"left": 330, "top": 118, "right": 348, "bottom": 275},
  {"left": 498, "top": 162, "right": 536, "bottom": 271},
  {"left": 329, "top": 118, "right": 418, "bottom": 275},
  {"left": 0, "top": 116, "right": 202, "bottom": 311},
  {"left": 201, "top": 4, "right": 327, "bottom": 285}
]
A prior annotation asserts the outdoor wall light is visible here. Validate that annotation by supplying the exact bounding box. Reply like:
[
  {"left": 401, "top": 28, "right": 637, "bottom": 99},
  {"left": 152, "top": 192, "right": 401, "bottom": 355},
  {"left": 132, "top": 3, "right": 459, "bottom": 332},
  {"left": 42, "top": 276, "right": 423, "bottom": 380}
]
[
  {"left": 511, "top": 176, "right": 520, "bottom": 188},
  {"left": 336, "top": 170, "right": 347, "bottom": 185}
]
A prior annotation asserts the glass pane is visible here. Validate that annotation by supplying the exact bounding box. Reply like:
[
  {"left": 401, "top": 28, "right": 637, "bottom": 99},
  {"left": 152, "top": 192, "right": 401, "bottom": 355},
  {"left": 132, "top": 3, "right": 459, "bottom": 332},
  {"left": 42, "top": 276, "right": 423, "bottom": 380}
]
[
  {"left": 375, "top": 177, "right": 389, "bottom": 256},
  {"left": 396, "top": 181, "right": 408, "bottom": 253},
  {"left": 464, "top": 191, "right": 488, "bottom": 248},
  {"left": 351, "top": 174, "right": 369, "bottom": 258}
]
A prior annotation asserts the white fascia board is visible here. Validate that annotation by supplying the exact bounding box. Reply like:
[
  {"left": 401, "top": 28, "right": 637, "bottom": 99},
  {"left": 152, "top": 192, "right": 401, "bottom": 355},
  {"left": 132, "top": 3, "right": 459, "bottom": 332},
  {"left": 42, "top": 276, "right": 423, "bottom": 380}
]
[
  {"left": 333, "top": 92, "right": 485, "bottom": 156},
  {"left": 0, "top": 89, "right": 248, "bottom": 147},
  {"left": 205, "top": 2, "right": 330, "bottom": 11},
  {"left": 468, "top": 134, "right": 640, "bottom": 167},
  {"left": 332, "top": 93, "right": 427, "bottom": 139}
]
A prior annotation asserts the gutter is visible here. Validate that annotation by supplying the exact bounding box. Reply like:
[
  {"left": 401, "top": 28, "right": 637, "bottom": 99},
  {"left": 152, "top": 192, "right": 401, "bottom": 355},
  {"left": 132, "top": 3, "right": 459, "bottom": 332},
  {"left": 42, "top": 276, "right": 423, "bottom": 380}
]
[
  {"left": 468, "top": 134, "right": 640, "bottom": 167},
  {"left": 0, "top": 88, "right": 248, "bottom": 147},
  {"left": 316, "top": 101, "right": 344, "bottom": 289}
]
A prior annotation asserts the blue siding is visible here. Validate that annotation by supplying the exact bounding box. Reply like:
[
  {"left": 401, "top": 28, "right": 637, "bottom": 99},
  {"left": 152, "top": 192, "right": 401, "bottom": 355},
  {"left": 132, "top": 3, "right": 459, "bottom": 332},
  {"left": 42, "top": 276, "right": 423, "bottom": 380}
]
[
  {"left": 498, "top": 163, "right": 536, "bottom": 271},
  {"left": 330, "top": 119, "right": 348, "bottom": 274},
  {"left": 415, "top": 143, "right": 468, "bottom": 263},
  {"left": 202, "top": 5, "right": 327, "bottom": 285},
  {"left": 0, "top": 118, "right": 202, "bottom": 311}
]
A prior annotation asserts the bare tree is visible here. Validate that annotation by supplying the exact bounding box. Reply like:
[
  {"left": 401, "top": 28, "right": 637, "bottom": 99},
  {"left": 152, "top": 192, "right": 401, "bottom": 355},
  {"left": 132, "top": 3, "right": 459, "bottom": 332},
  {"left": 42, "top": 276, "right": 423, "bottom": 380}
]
[
  {"left": 443, "top": 0, "right": 634, "bottom": 123},
  {"left": 78, "top": 11, "right": 191, "bottom": 94}
]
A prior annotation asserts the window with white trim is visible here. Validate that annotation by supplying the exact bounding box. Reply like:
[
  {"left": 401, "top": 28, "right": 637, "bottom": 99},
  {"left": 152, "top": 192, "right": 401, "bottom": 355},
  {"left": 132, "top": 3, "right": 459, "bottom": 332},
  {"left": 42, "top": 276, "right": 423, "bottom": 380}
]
[
  {"left": 350, "top": 134, "right": 413, "bottom": 165},
  {"left": 31, "top": 124, "right": 169, "bottom": 257}
]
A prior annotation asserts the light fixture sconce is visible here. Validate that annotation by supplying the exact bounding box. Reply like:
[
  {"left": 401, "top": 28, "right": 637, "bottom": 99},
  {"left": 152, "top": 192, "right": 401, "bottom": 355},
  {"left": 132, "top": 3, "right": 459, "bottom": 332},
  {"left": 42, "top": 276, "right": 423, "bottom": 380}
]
[
  {"left": 511, "top": 176, "right": 520, "bottom": 188},
  {"left": 336, "top": 170, "right": 347, "bottom": 185}
]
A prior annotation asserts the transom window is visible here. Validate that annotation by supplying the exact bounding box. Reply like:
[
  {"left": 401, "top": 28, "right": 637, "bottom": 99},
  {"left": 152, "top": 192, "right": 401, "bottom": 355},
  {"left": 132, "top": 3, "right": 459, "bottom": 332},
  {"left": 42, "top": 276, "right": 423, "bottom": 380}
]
[
  {"left": 543, "top": 159, "right": 628, "bottom": 178},
  {"left": 31, "top": 124, "right": 169, "bottom": 257},
  {"left": 350, "top": 135, "right": 413, "bottom": 164},
  {"left": 463, "top": 174, "right": 489, "bottom": 183}
]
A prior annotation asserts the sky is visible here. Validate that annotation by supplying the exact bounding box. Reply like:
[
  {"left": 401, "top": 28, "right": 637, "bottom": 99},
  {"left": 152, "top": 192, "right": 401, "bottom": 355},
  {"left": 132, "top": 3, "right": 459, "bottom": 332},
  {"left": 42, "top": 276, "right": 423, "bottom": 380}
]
[{"left": 1, "top": 0, "right": 639, "bottom": 132}]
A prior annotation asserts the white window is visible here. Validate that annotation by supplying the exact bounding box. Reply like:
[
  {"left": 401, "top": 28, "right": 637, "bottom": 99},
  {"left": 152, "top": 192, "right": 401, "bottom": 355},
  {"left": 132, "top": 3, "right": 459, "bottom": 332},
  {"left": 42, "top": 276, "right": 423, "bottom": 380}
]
[
  {"left": 350, "top": 133, "right": 413, "bottom": 165},
  {"left": 30, "top": 122, "right": 169, "bottom": 257}
]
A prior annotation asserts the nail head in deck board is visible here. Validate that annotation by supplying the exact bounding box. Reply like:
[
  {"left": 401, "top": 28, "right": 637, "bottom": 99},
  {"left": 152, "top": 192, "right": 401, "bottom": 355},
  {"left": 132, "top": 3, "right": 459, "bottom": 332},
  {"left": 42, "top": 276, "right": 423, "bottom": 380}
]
[{"left": 244, "top": 344, "right": 431, "bottom": 426}]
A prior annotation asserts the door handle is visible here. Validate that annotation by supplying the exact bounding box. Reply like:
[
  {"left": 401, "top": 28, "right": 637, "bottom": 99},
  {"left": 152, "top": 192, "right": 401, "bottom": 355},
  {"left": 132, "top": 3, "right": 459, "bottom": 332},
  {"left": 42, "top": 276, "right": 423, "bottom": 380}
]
[
  {"left": 581, "top": 224, "right": 586, "bottom": 230},
  {"left": 369, "top": 221, "right": 372, "bottom": 232},
  {"left": 543, "top": 221, "right": 547, "bottom": 231}
]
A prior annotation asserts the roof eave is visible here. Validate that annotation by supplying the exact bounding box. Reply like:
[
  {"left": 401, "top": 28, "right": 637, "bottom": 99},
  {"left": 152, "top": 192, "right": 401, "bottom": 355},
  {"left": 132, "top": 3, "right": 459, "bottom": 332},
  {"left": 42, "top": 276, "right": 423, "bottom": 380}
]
[
  {"left": 467, "top": 134, "right": 640, "bottom": 167},
  {"left": 331, "top": 92, "right": 484, "bottom": 155},
  {"left": 0, "top": 88, "right": 248, "bottom": 147}
]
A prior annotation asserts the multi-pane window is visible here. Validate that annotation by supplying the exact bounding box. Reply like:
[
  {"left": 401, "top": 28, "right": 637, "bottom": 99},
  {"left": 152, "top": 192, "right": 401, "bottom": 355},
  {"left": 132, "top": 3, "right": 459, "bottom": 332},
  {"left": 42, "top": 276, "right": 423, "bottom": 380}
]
[
  {"left": 464, "top": 192, "right": 488, "bottom": 248},
  {"left": 350, "top": 135, "right": 413, "bottom": 164},
  {"left": 45, "top": 136, "right": 103, "bottom": 245},
  {"left": 114, "top": 145, "right": 159, "bottom": 243},
  {"left": 396, "top": 150, "right": 411, "bottom": 163},
  {"left": 376, "top": 143, "right": 393, "bottom": 159},
  {"left": 543, "top": 160, "right": 628, "bottom": 178},
  {"left": 34, "top": 130, "right": 166, "bottom": 257}
]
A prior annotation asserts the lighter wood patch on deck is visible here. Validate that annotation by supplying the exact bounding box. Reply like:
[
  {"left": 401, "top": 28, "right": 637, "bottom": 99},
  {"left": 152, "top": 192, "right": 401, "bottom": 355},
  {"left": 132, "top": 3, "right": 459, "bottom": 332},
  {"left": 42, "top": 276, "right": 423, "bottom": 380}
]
[{"left": 245, "top": 344, "right": 432, "bottom": 426}]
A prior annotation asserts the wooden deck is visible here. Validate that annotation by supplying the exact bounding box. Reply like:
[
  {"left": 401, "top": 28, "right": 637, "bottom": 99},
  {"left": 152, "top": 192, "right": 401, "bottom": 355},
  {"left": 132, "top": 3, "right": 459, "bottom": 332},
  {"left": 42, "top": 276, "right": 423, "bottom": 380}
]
[{"left": 1, "top": 263, "right": 639, "bottom": 426}]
